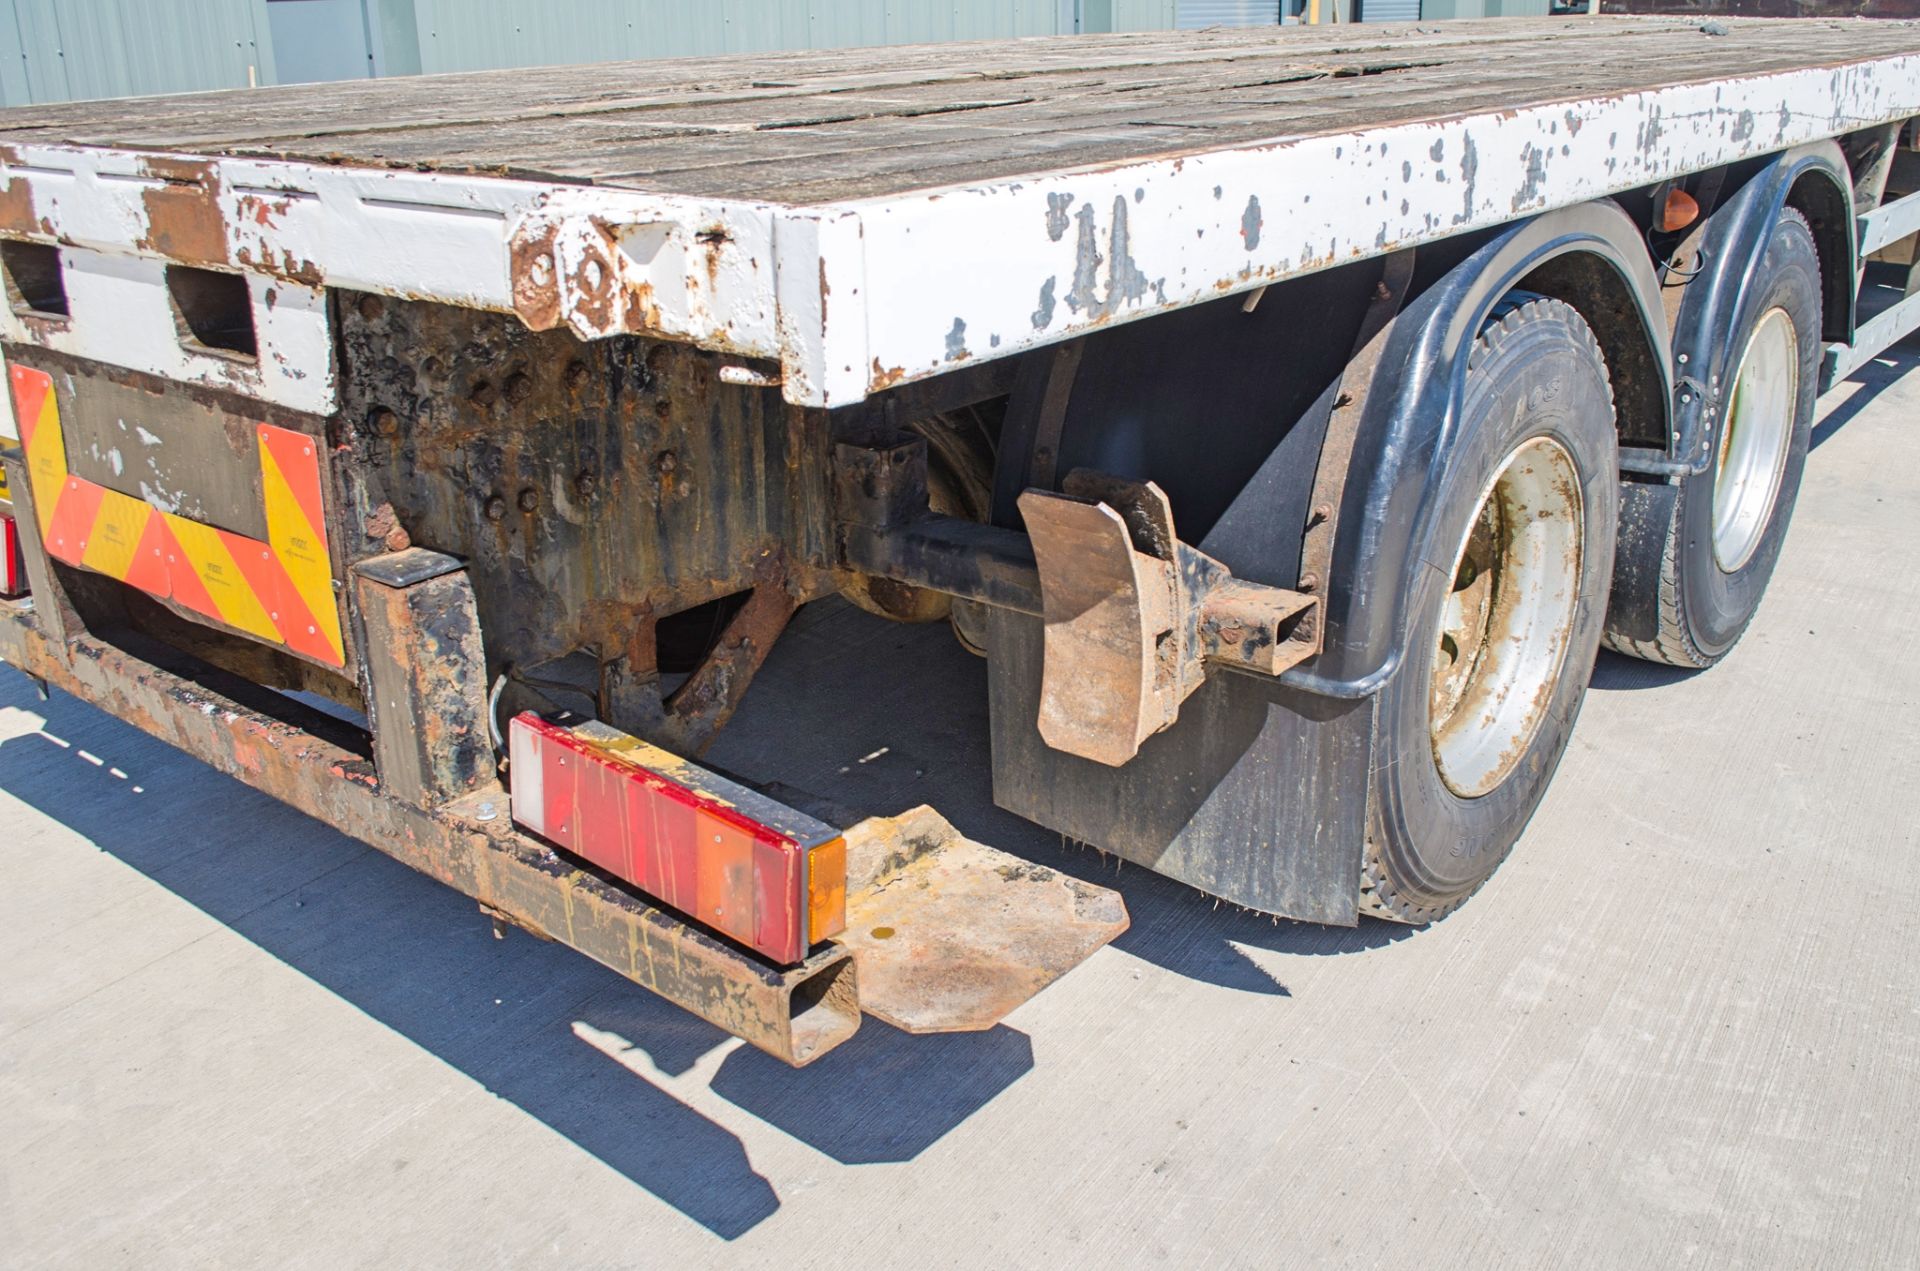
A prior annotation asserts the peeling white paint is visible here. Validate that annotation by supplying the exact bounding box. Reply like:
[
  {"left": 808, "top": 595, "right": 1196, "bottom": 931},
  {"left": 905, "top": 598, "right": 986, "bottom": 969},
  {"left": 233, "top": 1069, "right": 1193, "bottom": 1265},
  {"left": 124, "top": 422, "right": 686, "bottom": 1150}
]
[
  {"left": 0, "top": 45, "right": 1916, "bottom": 412},
  {"left": 0, "top": 246, "right": 333, "bottom": 414}
]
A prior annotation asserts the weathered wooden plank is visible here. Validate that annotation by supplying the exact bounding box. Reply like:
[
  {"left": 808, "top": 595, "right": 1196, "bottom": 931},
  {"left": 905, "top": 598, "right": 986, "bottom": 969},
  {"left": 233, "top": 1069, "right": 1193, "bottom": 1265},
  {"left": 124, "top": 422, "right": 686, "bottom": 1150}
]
[
  {"left": 34, "top": 28, "right": 1853, "bottom": 203},
  {"left": 1, "top": 17, "right": 1913, "bottom": 208}
]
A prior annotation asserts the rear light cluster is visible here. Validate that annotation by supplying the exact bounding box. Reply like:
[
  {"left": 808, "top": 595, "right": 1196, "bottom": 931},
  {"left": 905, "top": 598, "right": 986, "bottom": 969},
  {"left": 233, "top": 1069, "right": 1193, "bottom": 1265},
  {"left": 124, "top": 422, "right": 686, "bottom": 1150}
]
[
  {"left": 509, "top": 712, "right": 846, "bottom": 965},
  {"left": 1, "top": 512, "right": 24, "bottom": 598}
]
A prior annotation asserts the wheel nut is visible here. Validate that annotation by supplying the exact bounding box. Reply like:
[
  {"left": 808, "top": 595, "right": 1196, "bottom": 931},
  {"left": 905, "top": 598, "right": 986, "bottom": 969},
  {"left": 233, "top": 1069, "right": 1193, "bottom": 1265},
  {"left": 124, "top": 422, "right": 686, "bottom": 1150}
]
[
  {"left": 505, "top": 372, "right": 534, "bottom": 405},
  {"left": 517, "top": 487, "right": 539, "bottom": 513},
  {"left": 484, "top": 495, "right": 507, "bottom": 522}
]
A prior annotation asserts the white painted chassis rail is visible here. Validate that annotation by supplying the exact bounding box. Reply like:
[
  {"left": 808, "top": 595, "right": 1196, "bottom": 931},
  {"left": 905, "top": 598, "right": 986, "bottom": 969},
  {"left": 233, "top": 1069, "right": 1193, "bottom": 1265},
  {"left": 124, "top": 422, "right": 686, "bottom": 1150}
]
[{"left": 3, "top": 50, "right": 1920, "bottom": 413}]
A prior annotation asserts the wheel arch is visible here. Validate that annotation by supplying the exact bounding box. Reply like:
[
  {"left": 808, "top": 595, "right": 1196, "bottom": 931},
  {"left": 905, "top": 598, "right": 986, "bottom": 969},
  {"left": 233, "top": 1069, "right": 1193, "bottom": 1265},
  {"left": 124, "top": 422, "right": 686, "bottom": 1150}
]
[
  {"left": 1514, "top": 248, "right": 1672, "bottom": 450},
  {"left": 1679, "top": 142, "right": 1855, "bottom": 390},
  {"left": 1282, "top": 198, "right": 1666, "bottom": 700},
  {"left": 1783, "top": 154, "right": 1857, "bottom": 345}
]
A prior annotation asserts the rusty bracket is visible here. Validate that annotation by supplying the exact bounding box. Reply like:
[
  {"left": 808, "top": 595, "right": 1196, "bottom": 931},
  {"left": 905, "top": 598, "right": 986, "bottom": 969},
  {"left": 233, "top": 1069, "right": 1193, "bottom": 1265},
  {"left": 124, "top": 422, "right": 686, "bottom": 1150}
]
[
  {"left": 352, "top": 548, "right": 501, "bottom": 809},
  {"left": 834, "top": 805, "right": 1127, "bottom": 1034},
  {"left": 1296, "top": 248, "right": 1415, "bottom": 649},
  {"left": 831, "top": 438, "right": 1313, "bottom": 765},
  {"left": 602, "top": 548, "right": 800, "bottom": 758},
  {"left": 1018, "top": 473, "right": 1315, "bottom": 767}
]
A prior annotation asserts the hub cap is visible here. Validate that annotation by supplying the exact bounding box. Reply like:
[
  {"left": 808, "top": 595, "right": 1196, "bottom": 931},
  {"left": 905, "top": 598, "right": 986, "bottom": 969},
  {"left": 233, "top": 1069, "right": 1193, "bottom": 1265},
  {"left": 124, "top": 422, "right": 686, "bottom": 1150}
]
[
  {"left": 1430, "top": 436, "right": 1584, "bottom": 799},
  {"left": 1712, "top": 306, "right": 1798, "bottom": 573}
]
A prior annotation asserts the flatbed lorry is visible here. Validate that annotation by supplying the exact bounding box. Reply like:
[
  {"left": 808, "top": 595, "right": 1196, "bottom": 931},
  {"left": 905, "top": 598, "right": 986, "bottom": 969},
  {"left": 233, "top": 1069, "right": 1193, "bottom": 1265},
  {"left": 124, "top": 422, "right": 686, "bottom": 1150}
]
[{"left": 2, "top": 15, "right": 1917, "bottom": 1065}]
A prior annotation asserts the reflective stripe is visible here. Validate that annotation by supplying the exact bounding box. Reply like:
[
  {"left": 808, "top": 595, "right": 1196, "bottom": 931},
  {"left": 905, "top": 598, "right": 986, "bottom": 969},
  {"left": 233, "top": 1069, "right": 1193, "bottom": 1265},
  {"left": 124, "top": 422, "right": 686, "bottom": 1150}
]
[
  {"left": 508, "top": 719, "right": 546, "bottom": 837},
  {"left": 6, "top": 365, "right": 344, "bottom": 666},
  {"left": 507, "top": 712, "right": 846, "bottom": 964}
]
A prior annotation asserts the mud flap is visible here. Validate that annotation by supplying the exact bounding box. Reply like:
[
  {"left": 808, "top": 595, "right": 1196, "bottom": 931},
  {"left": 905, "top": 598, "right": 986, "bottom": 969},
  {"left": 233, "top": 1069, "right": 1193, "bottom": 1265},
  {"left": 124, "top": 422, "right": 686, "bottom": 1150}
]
[{"left": 986, "top": 605, "right": 1374, "bottom": 925}]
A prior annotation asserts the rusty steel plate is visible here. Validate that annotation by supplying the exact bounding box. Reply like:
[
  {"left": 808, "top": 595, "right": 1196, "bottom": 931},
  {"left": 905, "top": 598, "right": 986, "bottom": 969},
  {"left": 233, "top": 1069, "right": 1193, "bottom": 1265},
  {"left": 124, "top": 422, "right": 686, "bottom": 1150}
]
[{"left": 836, "top": 806, "right": 1128, "bottom": 1034}]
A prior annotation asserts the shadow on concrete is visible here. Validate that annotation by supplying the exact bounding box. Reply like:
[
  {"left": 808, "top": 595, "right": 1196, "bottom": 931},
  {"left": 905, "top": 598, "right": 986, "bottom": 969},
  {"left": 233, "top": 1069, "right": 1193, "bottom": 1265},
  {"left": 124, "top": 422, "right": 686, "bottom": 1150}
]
[
  {"left": 706, "top": 599, "right": 1416, "bottom": 995},
  {"left": 1588, "top": 649, "right": 1699, "bottom": 693},
  {"left": 712, "top": 1020, "right": 1034, "bottom": 1165},
  {"left": 1813, "top": 335, "right": 1920, "bottom": 452},
  {"left": 0, "top": 676, "right": 1029, "bottom": 1239}
]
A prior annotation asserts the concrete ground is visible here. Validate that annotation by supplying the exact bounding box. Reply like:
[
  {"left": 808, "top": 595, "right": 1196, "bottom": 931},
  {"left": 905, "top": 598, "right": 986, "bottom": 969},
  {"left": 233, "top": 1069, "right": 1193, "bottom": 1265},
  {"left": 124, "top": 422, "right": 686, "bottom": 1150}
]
[{"left": 3, "top": 344, "right": 1918, "bottom": 1270}]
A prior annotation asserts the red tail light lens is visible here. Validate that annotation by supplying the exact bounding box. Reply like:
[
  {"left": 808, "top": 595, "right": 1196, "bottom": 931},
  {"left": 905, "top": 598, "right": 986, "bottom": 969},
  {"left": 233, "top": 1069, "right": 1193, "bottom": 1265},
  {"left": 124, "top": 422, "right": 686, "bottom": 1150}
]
[
  {"left": 1, "top": 513, "right": 24, "bottom": 598},
  {"left": 509, "top": 712, "right": 846, "bottom": 965}
]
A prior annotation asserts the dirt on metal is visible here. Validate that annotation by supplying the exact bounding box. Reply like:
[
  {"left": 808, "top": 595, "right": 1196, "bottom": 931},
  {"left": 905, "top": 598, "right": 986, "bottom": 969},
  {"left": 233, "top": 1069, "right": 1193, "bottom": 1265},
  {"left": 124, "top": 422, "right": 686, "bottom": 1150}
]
[{"left": 835, "top": 805, "right": 1129, "bottom": 1034}]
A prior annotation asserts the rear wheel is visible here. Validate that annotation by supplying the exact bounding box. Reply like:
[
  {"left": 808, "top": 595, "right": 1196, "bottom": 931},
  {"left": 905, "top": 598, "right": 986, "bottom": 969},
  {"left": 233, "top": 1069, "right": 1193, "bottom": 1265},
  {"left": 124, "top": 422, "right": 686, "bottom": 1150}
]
[
  {"left": 1603, "top": 207, "right": 1820, "bottom": 667},
  {"left": 1361, "top": 298, "right": 1619, "bottom": 924}
]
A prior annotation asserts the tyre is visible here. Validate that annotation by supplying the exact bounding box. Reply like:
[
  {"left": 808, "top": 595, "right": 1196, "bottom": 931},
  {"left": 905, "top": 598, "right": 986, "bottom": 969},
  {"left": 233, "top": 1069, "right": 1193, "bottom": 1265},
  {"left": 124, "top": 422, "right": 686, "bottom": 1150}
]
[
  {"left": 1361, "top": 298, "right": 1619, "bottom": 924},
  {"left": 1604, "top": 208, "right": 1821, "bottom": 667}
]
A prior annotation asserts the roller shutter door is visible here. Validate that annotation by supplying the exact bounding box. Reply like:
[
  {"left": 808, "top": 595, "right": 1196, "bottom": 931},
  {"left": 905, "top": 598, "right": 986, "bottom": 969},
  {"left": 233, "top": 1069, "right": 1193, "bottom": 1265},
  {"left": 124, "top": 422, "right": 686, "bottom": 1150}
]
[{"left": 1177, "top": 1, "right": 1283, "bottom": 27}]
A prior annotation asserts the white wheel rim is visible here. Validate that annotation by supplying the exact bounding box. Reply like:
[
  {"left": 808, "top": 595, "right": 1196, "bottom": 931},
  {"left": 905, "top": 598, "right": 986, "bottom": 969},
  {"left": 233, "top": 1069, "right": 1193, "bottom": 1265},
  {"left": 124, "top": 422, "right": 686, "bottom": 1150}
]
[
  {"left": 1712, "top": 306, "right": 1798, "bottom": 573},
  {"left": 1429, "top": 436, "right": 1584, "bottom": 799}
]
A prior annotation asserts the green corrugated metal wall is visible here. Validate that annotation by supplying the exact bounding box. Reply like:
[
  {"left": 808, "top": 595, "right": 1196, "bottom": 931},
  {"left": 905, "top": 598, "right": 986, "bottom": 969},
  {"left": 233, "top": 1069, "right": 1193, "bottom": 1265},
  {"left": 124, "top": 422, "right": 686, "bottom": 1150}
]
[
  {"left": 0, "top": 0, "right": 1546, "bottom": 107},
  {"left": 405, "top": 0, "right": 1055, "bottom": 72},
  {"left": 395, "top": 0, "right": 1178, "bottom": 75},
  {"left": 0, "top": 0, "right": 276, "bottom": 106}
]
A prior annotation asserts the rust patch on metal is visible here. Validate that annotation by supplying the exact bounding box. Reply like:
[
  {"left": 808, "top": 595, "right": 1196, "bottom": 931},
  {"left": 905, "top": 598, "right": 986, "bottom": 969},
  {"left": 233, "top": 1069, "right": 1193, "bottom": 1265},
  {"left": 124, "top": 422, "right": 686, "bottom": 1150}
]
[
  {"left": 566, "top": 229, "right": 620, "bottom": 334},
  {"left": 137, "top": 156, "right": 229, "bottom": 270},
  {"left": 0, "top": 147, "right": 36, "bottom": 236},
  {"left": 835, "top": 805, "right": 1128, "bottom": 1034},
  {"left": 508, "top": 219, "right": 563, "bottom": 331}
]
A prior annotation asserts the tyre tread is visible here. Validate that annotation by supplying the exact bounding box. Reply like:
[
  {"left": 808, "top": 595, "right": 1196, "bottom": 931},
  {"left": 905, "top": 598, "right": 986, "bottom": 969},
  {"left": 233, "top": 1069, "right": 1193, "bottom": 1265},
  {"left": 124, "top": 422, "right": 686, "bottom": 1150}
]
[
  {"left": 1359, "top": 294, "right": 1613, "bottom": 925},
  {"left": 1602, "top": 207, "right": 1816, "bottom": 670}
]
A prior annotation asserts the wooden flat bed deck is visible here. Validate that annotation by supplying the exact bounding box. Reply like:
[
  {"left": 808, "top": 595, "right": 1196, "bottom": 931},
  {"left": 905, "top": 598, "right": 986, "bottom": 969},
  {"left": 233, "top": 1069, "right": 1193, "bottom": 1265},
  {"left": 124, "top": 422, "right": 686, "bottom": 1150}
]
[
  {"left": 0, "top": 16, "right": 1914, "bottom": 203},
  {"left": 2, "top": 17, "right": 1918, "bottom": 408}
]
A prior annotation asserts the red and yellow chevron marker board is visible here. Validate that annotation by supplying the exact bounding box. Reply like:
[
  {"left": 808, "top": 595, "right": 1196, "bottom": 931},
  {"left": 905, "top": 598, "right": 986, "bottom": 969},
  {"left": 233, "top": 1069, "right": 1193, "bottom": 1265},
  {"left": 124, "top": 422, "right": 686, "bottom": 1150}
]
[{"left": 9, "top": 364, "right": 345, "bottom": 667}]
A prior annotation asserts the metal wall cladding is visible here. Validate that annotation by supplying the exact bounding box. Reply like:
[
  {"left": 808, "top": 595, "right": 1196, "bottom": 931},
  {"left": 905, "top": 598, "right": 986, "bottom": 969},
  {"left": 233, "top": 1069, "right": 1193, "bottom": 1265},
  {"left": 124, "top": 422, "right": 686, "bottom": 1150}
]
[
  {"left": 0, "top": 0, "right": 1348, "bottom": 104},
  {"left": 406, "top": 0, "right": 1067, "bottom": 74},
  {"left": 1175, "top": 0, "right": 1282, "bottom": 27},
  {"left": 0, "top": 0, "right": 274, "bottom": 106}
]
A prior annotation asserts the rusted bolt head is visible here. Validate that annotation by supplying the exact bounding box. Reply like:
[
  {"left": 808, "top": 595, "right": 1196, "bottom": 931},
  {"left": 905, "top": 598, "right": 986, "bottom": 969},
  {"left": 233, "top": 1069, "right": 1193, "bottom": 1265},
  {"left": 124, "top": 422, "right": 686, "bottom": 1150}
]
[
  {"left": 504, "top": 372, "right": 534, "bottom": 405},
  {"left": 517, "top": 487, "right": 539, "bottom": 513},
  {"left": 368, "top": 406, "right": 399, "bottom": 437},
  {"left": 563, "top": 360, "right": 590, "bottom": 391},
  {"left": 1311, "top": 502, "right": 1334, "bottom": 524},
  {"left": 383, "top": 526, "right": 412, "bottom": 552},
  {"left": 469, "top": 380, "right": 498, "bottom": 409},
  {"left": 1220, "top": 623, "right": 1245, "bottom": 645},
  {"left": 655, "top": 450, "right": 678, "bottom": 475},
  {"left": 484, "top": 494, "right": 508, "bottom": 522},
  {"left": 1298, "top": 572, "right": 1320, "bottom": 593},
  {"left": 357, "top": 293, "right": 386, "bottom": 322},
  {"left": 574, "top": 470, "right": 597, "bottom": 499}
]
